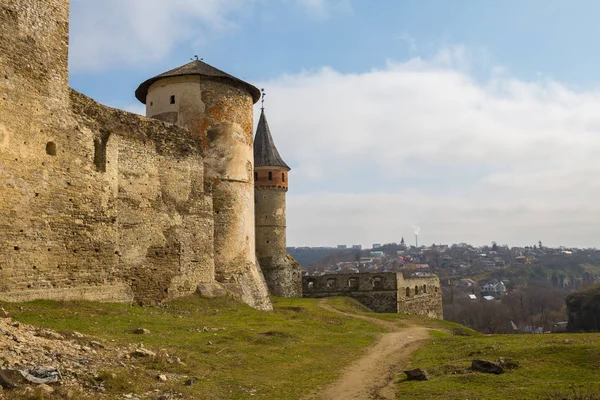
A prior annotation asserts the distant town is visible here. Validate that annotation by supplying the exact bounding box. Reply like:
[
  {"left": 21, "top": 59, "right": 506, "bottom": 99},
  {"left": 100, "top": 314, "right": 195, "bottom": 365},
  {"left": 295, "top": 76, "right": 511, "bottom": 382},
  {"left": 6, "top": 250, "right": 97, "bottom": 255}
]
[{"left": 288, "top": 239, "right": 600, "bottom": 334}]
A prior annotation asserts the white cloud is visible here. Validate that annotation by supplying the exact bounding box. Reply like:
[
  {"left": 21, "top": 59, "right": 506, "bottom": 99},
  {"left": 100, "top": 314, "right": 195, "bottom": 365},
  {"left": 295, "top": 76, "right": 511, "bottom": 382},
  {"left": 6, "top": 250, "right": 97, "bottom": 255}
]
[
  {"left": 256, "top": 49, "right": 600, "bottom": 248},
  {"left": 69, "top": 0, "right": 349, "bottom": 72},
  {"left": 289, "top": 0, "right": 352, "bottom": 19},
  {"left": 69, "top": 0, "right": 250, "bottom": 72}
]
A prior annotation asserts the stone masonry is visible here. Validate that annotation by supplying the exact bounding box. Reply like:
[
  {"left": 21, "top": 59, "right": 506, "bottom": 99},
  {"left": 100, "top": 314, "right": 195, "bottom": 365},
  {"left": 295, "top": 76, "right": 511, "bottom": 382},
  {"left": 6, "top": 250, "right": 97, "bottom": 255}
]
[
  {"left": 0, "top": 0, "right": 295, "bottom": 309},
  {"left": 253, "top": 109, "right": 302, "bottom": 297},
  {"left": 302, "top": 273, "right": 443, "bottom": 318}
]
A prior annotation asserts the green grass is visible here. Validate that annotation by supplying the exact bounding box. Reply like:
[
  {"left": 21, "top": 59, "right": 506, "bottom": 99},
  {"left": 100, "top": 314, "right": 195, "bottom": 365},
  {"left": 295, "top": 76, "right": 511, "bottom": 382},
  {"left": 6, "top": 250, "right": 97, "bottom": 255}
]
[
  {"left": 1, "top": 295, "right": 385, "bottom": 400},
  {"left": 396, "top": 332, "right": 600, "bottom": 399},
  {"left": 4, "top": 295, "right": 600, "bottom": 400},
  {"left": 323, "top": 296, "right": 479, "bottom": 335}
]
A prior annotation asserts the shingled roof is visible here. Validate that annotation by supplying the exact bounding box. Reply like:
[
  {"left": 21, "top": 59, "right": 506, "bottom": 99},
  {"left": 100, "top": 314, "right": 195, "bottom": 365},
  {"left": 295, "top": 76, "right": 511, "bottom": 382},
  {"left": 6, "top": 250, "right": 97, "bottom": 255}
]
[
  {"left": 254, "top": 109, "right": 290, "bottom": 170},
  {"left": 135, "top": 60, "right": 261, "bottom": 104}
]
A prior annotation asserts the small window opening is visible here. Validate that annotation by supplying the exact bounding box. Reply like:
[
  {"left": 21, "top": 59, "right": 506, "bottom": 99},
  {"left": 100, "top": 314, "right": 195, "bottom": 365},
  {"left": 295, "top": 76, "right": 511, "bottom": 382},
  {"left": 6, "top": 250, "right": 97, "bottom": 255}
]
[
  {"left": 268, "top": 171, "right": 272, "bottom": 181},
  {"left": 348, "top": 278, "right": 358, "bottom": 289},
  {"left": 327, "top": 278, "right": 336, "bottom": 288},
  {"left": 282, "top": 172, "right": 285, "bottom": 182},
  {"left": 150, "top": 101, "right": 153, "bottom": 106},
  {"left": 415, "top": 285, "right": 419, "bottom": 295},
  {"left": 435, "top": 287, "right": 439, "bottom": 293},
  {"left": 45, "top": 142, "right": 57, "bottom": 156},
  {"left": 170, "top": 95, "right": 175, "bottom": 104},
  {"left": 406, "top": 287, "right": 410, "bottom": 297},
  {"left": 423, "top": 285, "right": 427, "bottom": 293},
  {"left": 373, "top": 277, "right": 383, "bottom": 289},
  {"left": 307, "top": 280, "right": 315, "bottom": 289},
  {"left": 254, "top": 172, "right": 258, "bottom": 181},
  {"left": 94, "top": 133, "right": 110, "bottom": 172}
]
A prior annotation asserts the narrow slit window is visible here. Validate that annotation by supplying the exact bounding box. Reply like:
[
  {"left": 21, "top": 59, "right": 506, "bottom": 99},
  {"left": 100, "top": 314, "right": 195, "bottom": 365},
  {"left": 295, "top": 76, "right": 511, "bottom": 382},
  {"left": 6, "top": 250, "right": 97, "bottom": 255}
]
[
  {"left": 282, "top": 172, "right": 285, "bottom": 182},
  {"left": 170, "top": 95, "right": 175, "bottom": 104},
  {"left": 94, "top": 134, "right": 110, "bottom": 172},
  {"left": 254, "top": 172, "right": 258, "bottom": 181},
  {"left": 268, "top": 171, "right": 272, "bottom": 181}
]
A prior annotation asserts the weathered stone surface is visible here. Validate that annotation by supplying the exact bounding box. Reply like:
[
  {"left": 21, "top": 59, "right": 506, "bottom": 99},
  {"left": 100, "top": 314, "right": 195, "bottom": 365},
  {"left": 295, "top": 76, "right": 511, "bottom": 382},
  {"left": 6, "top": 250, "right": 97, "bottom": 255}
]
[
  {"left": 132, "top": 328, "right": 151, "bottom": 335},
  {"left": 255, "top": 182, "right": 302, "bottom": 298},
  {"left": 303, "top": 272, "right": 443, "bottom": 318},
  {"left": 404, "top": 368, "right": 428, "bottom": 381},
  {"left": 145, "top": 75, "right": 272, "bottom": 310},
  {"left": 495, "top": 357, "right": 519, "bottom": 370},
  {"left": 132, "top": 347, "right": 156, "bottom": 358},
  {"left": 196, "top": 282, "right": 228, "bottom": 298},
  {"left": 0, "top": 0, "right": 298, "bottom": 309},
  {"left": 471, "top": 359, "right": 504, "bottom": 374}
]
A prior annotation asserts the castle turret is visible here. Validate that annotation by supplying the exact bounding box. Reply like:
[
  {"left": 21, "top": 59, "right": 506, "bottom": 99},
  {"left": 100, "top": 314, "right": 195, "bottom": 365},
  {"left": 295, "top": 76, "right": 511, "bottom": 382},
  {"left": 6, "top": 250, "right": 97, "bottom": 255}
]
[
  {"left": 135, "top": 60, "right": 272, "bottom": 310},
  {"left": 254, "top": 108, "right": 302, "bottom": 297}
]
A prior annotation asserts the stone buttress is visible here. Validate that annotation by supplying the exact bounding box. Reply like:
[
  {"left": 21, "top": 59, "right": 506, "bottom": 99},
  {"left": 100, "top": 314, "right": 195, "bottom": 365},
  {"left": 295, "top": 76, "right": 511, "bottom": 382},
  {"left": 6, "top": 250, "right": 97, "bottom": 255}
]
[{"left": 253, "top": 109, "right": 302, "bottom": 297}]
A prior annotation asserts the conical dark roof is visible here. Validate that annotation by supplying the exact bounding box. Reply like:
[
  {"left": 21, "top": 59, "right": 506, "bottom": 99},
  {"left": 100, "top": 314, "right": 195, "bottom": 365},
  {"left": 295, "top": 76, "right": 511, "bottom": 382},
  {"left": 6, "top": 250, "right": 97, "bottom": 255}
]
[
  {"left": 254, "top": 109, "right": 290, "bottom": 170},
  {"left": 135, "top": 60, "right": 261, "bottom": 104}
]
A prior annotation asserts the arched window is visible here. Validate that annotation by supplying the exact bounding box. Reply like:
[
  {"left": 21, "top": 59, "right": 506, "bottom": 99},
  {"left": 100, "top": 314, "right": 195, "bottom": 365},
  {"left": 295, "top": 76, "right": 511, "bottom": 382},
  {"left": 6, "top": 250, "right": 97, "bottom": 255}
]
[
  {"left": 268, "top": 171, "right": 272, "bottom": 181},
  {"left": 415, "top": 285, "right": 419, "bottom": 295},
  {"left": 282, "top": 172, "right": 285, "bottom": 182},
  {"left": 423, "top": 285, "right": 427, "bottom": 293},
  {"left": 373, "top": 277, "right": 383, "bottom": 289},
  {"left": 254, "top": 172, "right": 258, "bottom": 181},
  {"left": 406, "top": 287, "right": 410, "bottom": 297}
]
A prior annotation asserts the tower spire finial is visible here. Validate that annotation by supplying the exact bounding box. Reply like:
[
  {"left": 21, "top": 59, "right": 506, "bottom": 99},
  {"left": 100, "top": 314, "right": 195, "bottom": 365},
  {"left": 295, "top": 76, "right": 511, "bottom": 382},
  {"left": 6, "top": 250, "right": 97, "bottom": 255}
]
[
  {"left": 190, "top": 55, "right": 202, "bottom": 61},
  {"left": 261, "top": 88, "right": 266, "bottom": 111}
]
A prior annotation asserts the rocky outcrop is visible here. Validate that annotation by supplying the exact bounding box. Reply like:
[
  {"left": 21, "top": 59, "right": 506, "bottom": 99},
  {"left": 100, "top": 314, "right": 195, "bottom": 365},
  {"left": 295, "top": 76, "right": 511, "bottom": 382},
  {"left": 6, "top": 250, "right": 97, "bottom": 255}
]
[{"left": 566, "top": 284, "right": 600, "bottom": 332}]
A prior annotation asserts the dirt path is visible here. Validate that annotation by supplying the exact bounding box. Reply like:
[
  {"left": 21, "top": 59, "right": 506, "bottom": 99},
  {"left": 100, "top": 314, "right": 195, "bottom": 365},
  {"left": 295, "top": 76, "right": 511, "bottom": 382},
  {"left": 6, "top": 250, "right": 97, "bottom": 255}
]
[{"left": 317, "top": 301, "right": 430, "bottom": 400}]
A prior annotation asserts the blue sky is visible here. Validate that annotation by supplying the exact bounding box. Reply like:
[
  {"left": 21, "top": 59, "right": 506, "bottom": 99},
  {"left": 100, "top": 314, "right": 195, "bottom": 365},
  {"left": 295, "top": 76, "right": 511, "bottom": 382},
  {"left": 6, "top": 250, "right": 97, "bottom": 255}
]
[{"left": 69, "top": 0, "right": 600, "bottom": 248}]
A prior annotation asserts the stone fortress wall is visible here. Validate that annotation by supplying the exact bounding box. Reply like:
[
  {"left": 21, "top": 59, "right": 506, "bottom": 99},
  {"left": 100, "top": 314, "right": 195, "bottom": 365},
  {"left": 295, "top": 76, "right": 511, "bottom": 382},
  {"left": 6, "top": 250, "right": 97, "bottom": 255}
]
[
  {"left": 0, "top": 0, "right": 216, "bottom": 305},
  {"left": 0, "top": 0, "right": 441, "bottom": 320},
  {"left": 302, "top": 273, "right": 443, "bottom": 318}
]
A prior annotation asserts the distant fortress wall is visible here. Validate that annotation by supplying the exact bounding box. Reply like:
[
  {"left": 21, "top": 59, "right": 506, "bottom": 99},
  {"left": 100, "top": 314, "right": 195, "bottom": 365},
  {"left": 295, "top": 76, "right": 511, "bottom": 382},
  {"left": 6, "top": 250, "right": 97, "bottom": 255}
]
[{"left": 302, "top": 272, "right": 443, "bottom": 318}]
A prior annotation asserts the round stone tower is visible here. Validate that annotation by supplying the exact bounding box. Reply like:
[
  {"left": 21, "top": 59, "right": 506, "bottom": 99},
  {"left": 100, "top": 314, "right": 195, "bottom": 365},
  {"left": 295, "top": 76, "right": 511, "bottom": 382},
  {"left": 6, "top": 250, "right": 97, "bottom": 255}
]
[
  {"left": 135, "top": 60, "right": 272, "bottom": 310},
  {"left": 254, "top": 109, "right": 302, "bottom": 297}
]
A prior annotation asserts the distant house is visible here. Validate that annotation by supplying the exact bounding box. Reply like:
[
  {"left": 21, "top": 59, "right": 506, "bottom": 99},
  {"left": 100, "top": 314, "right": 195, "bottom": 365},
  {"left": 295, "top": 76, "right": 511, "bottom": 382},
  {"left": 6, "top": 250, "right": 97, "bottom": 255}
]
[
  {"left": 372, "top": 243, "right": 382, "bottom": 249},
  {"left": 460, "top": 278, "right": 476, "bottom": 287},
  {"left": 481, "top": 281, "right": 507, "bottom": 299},
  {"left": 352, "top": 245, "right": 362, "bottom": 250},
  {"left": 358, "top": 257, "right": 373, "bottom": 266},
  {"left": 370, "top": 251, "right": 384, "bottom": 258}
]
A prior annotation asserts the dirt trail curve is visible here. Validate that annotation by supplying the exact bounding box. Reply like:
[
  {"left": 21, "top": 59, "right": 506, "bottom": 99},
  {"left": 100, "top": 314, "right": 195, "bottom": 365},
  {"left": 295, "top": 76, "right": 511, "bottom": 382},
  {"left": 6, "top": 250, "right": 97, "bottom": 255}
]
[{"left": 317, "top": 300, "right": 430, "bottom": 400}]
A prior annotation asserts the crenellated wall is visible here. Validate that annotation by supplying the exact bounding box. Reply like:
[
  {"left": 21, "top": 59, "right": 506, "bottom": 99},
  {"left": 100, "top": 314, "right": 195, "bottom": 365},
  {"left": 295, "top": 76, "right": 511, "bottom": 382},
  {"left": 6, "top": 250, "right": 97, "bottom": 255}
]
[{"left": 302, "top": 273, "right": 443, "bottom": 318}]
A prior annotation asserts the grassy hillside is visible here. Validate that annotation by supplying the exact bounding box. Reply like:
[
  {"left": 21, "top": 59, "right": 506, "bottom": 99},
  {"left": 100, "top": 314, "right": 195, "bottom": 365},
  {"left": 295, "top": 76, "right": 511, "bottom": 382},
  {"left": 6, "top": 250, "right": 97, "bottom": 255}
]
[
  {"left": 397, "top": 331, "right": 600, "bottom": 399},
  {"left": 1, "top": 296, "right": 384, "bottom": 400},
  {"left": 2, "top": 296, "right": 600, "bottom": 400}
]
